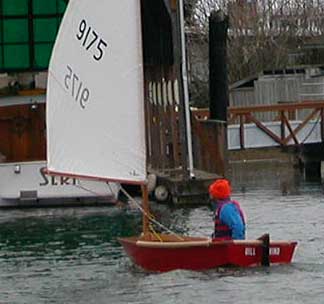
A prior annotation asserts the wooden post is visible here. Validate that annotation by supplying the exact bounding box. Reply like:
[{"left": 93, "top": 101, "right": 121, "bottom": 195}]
[
  {"left": 321, "top": 109, "right": 324, "bottom": 142},
  {"left": 141, "top": 184, "right": 150, "bottom": 237},
  {"left": 280, "top": 111, "right": 285, "bottom": 144},
  {"left": 239, "top": 114, "right": 245, "bottom": 149}
]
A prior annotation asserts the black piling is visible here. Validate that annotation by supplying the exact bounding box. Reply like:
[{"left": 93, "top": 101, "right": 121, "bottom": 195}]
[{"left": 209, "top": 10, "right": 229, "bottom": 122}]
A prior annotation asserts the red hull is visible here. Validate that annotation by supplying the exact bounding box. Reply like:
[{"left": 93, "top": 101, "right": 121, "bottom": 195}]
[{"left": 119, "top": 236, "right": 297, "bottom": 272}]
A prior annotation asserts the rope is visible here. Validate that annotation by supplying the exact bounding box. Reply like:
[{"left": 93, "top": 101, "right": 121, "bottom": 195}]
[
  {"left": 72, "top": 180, "right": 116, "bottom": 200},
  {"left": 149, "top": 223, "right": 163, "bottom": 242},
  {"left": 106, "top": 182, "right": 118, "bottom": 196},
  {"left": 71, "top": 181, "right": 184, "bottom": 241},
  {"left": 119, "top": 186, "right": 184, "bottom": 241}
]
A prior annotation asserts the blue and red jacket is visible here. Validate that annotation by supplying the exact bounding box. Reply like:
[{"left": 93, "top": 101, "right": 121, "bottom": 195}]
[{"left": 211, "top": 198, "right": 246, "bottom": 240}]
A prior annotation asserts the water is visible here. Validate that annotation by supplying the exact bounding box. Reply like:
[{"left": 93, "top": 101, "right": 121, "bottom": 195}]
[{"left": 1, "top": 175, "right": 324, "bottom": 303}]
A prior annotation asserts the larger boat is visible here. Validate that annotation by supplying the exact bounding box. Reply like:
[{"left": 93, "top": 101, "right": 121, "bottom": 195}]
[
  {"left": 0, "top": 93, "right": 119, "bottom": 207},
  {"left": 45, "top": 0, "right": 297, "bottom": 272}
]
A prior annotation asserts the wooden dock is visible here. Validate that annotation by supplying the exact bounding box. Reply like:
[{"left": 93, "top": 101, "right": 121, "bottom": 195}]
[{"left": 152, "top": 169, "right": 220, "bottom": 205}]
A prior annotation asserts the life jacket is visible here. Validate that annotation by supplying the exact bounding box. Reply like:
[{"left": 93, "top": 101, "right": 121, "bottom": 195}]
[{"left": 213, "top": 199, "right": 245, "bottom": 240}]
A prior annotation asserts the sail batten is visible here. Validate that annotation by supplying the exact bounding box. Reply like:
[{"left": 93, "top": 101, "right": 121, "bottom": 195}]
[{"left": 47, "top": 0, "right": 146, "bottom": 183}]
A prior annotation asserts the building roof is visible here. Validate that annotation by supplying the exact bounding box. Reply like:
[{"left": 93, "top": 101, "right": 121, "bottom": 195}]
[{"left": 230, "top": 75, "right": 258, "bottom": 90}]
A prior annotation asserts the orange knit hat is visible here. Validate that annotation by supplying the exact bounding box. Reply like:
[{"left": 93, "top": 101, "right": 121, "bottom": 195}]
[{"left": 209, "top": 179, "right": 231, "bottom": 199}]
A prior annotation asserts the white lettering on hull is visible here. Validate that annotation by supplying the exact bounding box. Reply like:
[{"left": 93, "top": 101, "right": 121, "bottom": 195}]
[
  {"left": 244, "top": 247, "right": 281, "bottom": 256},
  {"left": 269, "top": 247, "right": 280, "bottom": 256},
  {"left": 245, "top": 247, "right": 256, "bottom": 256}
]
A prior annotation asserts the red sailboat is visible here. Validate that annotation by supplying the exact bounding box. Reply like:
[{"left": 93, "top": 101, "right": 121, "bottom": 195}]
[
  {"left": 46, "top": 0, "right": 297, "bottom": 273},
  {"left": 119, "top": 234, "right": 297, "bottom": 272},
  {"left": 119, "top": 186, "right": 297, "bottom": 272}
]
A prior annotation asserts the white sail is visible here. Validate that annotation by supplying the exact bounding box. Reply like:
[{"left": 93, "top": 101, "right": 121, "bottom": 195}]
[{"left": 47, "top": 0, "right": 146, "bottom": 184}]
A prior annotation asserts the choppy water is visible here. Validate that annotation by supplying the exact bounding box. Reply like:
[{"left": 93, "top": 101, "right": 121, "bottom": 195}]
[{"left": 0, "top": 171, "right": 324, "bottom": 303}]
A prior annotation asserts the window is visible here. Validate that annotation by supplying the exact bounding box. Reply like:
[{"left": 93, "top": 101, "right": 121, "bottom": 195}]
[{"left": 0, "top": 0, "right": 67, "bottom": 71}]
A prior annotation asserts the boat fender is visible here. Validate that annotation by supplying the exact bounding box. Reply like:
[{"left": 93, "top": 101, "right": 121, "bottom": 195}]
[
  {"left": 154, "top": 185, "right": 169, "bottom": 202},
  {"left": 147, "top": 173, "right": 157, "bottom": 194}
]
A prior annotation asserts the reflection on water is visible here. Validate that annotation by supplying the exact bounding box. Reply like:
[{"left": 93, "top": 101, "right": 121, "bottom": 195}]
[
  {"left": 228, "top": 160, "right": 303, "bottom": 196},
  {"left": 0, "top": 163, "right": 324, "bottom": 304}
]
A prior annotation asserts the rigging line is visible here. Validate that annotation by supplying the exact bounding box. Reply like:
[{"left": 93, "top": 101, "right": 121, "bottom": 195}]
[
  {"left": 73, "top": 180, "right": 116, "bottom": 200},
  {"left": 300, "top": 112, "right": 321, "bottom": 144},
  {"left": 119, "top": 186, "right": 184, "bottom": 241},
  {"left": 149, "top": 223, "right": 163, "bottom": 242},
  {"left": 105, "top": 181, "right": 118, "bottom": 196}
]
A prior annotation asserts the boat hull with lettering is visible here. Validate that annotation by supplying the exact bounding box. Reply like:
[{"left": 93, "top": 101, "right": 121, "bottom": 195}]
[
  {"left": 119, "top": 234, "right": 297, "bottom": 272},
  {"left": 0, "top": 161, "right": 120, "bottom": 207},
  {"left": 0, "top": 95, "right": 120, "bottom": 207}
]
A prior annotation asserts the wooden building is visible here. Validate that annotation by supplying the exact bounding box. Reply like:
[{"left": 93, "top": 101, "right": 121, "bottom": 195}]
[{"left": 229, "top": 66, "right": 324, "bottom": 121}]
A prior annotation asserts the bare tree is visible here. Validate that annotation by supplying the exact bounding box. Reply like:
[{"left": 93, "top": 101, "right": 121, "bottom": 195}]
[{"left": 185, "top": 0, "right": 324, "bottom": 105}]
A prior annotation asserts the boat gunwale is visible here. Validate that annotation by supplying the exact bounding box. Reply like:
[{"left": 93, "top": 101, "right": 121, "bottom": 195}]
[{"left": 119, "top": 236, "right": 298, "bottom": 249}]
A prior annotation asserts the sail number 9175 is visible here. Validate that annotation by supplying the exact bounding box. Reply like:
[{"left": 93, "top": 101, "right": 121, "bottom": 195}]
[
  {"left": 76, "top": 19, "right": 108, "bottom": 61},
  {"left": 64, "top": 65, "right": 90, "bottom": 109}
]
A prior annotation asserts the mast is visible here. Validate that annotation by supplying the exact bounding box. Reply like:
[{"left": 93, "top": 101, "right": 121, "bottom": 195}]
[
  {"left": 178, "top": 0, "right": 195, "bottom": 178},
  {"left": 141, "top": 184, "right": 150, "bottom": 236},
  {"left": 139, "top": 2, "right": 150, "bottom": 238}
]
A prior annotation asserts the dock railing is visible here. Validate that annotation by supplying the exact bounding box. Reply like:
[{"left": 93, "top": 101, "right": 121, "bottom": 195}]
[
  {"left": 228, "top": 101, "right": 324, "bottom": 149},
  {"left": 192, "top": 101, "right": 324, "bottom": 151}
]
